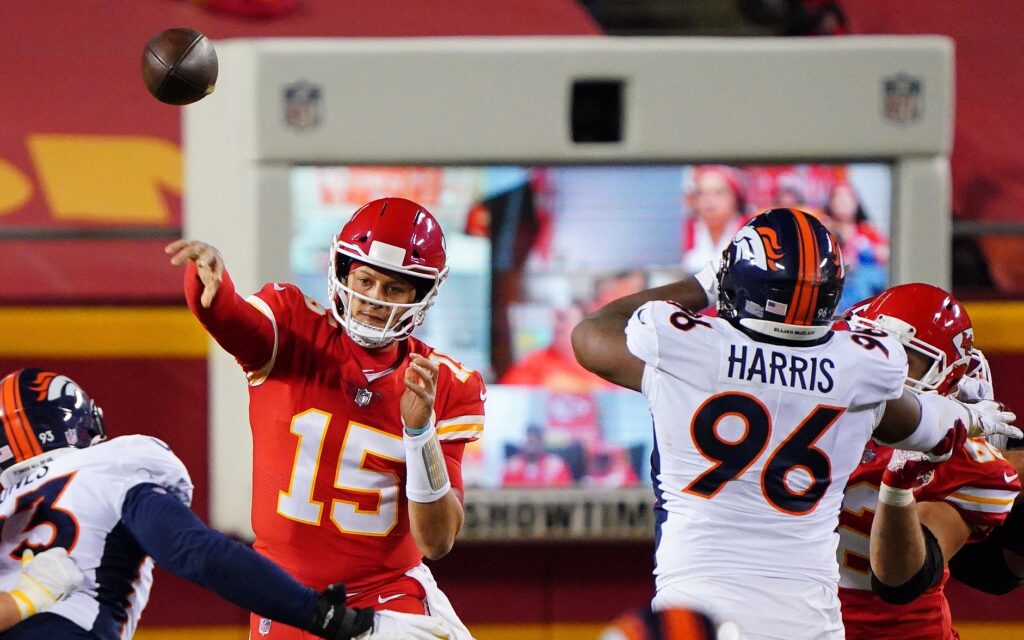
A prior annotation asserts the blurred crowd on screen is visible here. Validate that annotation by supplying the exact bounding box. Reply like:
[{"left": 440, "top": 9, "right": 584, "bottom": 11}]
[
  {"left": 480, "top": 162, "right": 892, "bottom": 490},
  {"left": 680, "top": 164, "right": 889, "bottom": 309}
]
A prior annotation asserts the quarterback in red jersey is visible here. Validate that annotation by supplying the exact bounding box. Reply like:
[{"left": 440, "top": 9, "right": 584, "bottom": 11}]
[
  {"left": 168, "top": 198, "right": 484, "bottom": 640},
  {"left": 836, "top": 284, "right": 1021, "bottom": 640}
]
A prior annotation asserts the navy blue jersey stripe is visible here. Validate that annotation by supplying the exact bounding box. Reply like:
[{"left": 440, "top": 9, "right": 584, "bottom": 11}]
[
  {"left": 92, "top": 521, "right": 147, "bottom": 640},
  {"left": 651, "top": 428, "right": 667, "bottom": 559}
]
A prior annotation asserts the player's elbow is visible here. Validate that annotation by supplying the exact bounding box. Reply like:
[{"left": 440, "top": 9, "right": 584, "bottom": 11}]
[
  {"left": 870, "top": 562, "right": 915, "bottom": 590},
  {"left": 570, "top": 319, "right": 603, "bottom": 375},
  {"left": 409, "top": 501, "right": 461, "bottom": 560},
  {"left": 414, "top": 527, "right": 456, "bottom": 560},
  {"left": 420, "top": 536, "right": 455, "bottom": 561}
]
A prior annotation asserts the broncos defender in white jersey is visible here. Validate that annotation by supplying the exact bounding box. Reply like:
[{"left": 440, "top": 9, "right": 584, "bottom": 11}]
[
  {"left": 0, "top": 368, "right": 451, "bottom": 640},
  {"left": 572, "top": 208, "right": 1020, "bottom": 640}
]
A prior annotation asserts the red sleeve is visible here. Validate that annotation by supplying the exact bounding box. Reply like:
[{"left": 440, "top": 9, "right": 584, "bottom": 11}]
[
  {"left": 183, "top": 262, "right": 275, "bottom": 372},
  {"left": 441, "top": 442, "right": 466, "bottom": 503},
  {"left": 937, "top": 444, "right": 1022, "bottom": 542},
  {"left": 434, "top": 363, "right": 486, "bottom": 444}
]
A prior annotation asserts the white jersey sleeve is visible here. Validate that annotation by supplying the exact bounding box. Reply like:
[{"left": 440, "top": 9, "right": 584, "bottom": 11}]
[
  {"left": 839, "top": 330, "right": 909, "bottom": 409},
  {"left": 625, "top": 301, "right": 662, "bottom": 367},
  {"left": 102, "top": 435, "right": 195, "bottom": 511},
  {"left": 627, "top": 301, "right": 716, "bottom": 396}
]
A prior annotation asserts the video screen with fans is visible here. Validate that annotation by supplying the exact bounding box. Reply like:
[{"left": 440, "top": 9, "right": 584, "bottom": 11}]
[{"left": 290, "top": 163, "right": 893, "bottom": 490}]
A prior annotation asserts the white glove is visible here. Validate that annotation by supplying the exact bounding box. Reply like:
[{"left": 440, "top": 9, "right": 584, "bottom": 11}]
[
  {"left": 356, "top": 610, "right": 452, "bottom": 640},
  {"left": 956, "top": 376, "right": 995, "bottom": 404},
  {"left": 964, "top": 400, "right": 1021, "bottom": 441},
  {"left": 694, "top": 260, "right": 721, "bottom": 307},
  {"left": 10, "top": 548, "right": 83, "bottom": 619}
]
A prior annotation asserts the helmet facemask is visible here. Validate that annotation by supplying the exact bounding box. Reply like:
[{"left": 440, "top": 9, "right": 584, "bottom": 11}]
[{"left": 327, "top": 236, "right": 447, "bottom": 349}]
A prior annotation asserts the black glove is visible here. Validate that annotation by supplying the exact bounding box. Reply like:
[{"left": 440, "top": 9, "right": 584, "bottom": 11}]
[{"left": 306, "top": 583, "right": 375, "bottom": 640}]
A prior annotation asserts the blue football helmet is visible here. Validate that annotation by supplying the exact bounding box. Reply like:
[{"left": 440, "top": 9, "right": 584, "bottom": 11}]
[
  {"left": 0, "top": 369, "right": 105, "bottom": 471},
  {"left": 718, "top": 208, "right": 845, "bottom": 342}
]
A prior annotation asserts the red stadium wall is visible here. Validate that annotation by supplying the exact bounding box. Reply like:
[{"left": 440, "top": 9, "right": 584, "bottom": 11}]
[
  {"left": 842, "top": 0, "right": 1024, "bottom": 296},
  {"left": 0, "top": 0, "right": 599, "bottom": 305}
]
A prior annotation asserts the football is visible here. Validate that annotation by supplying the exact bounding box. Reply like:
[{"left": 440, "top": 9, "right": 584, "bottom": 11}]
[{"left": 141, "top": 28, "right": 218, "bottom": 105}]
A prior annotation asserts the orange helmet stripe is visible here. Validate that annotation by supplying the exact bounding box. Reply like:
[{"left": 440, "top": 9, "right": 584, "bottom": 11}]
[
  {"left": 785, "top": 209, "right": 820, "bottom": 326},
  {"left": 785, "top": 210, "right": 808, "bottom": 324},
  {"left": 661, "top": 608, "right": 713, "bottom": 640},
  {"left": 0, "top": 374, "right": 33, "bottom": 461},
  {"left": 11, "top": 375, "right": 42, "bottom": 458},
  {"left": 802, "top": 210, "right": 821, "bottom": 325},
  {"left": 0, "top": 375, "right": 26, "bottom": 460}
]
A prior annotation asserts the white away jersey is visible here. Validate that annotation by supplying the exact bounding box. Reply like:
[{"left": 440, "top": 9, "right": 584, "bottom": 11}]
[
  {"left": 626, "top": 302, "right": 907, "bottom": 591},
  {"left": 0, "top": 436, "right": 193, "bottom": 640}
]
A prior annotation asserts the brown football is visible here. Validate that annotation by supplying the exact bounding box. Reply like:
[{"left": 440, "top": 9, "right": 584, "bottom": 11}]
[{"left": 141, "top": 28, "right": 218, "bottom": 105}]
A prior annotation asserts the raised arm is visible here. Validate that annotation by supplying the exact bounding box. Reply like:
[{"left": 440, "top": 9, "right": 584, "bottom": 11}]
[
  {"left": 401, "top": 354, "right": 465, "bottom": 560},
  {"left": 166, "top": 240, "right": 275, "bottom": 372},
  {"left": 572, "top": 270, "right": 712, "bottom": 391}
]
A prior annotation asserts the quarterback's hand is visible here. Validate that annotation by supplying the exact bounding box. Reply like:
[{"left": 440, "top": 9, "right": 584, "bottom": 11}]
[
  {"left": 165, "top": 239, "right": 226, "bottom": 308},
  {"left": 10, "top": 548, "right": 83, "bottom": 619},
  {"left": 401, "top": 354, "right": 439, "bottom": 433},
  {"left": 356, "top": 610, "right": 452, "bottom": 640}
]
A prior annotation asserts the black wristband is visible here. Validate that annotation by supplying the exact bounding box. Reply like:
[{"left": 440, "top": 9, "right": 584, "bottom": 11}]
[{"left": 871, "top": 524, "right": 944, "bottom": 605}]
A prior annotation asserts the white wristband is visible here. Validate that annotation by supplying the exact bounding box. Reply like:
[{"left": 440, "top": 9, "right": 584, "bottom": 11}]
[
  {"left": 403, "top": 420, "right": 451, "bottom": 503},
  {"left": 878, "top": 483, "right": 916, "bottom": 507},
  {"left": 694, "top": 261, "right": 720, "bottom": 307}
]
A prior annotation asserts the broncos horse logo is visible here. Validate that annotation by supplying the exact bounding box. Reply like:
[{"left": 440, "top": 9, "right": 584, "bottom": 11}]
[
  {"left": 731, "top": 225, "right": 787, "bottom": 272},
  {"left": 28, "top": 371, "right": 83, "bottom": 403}
]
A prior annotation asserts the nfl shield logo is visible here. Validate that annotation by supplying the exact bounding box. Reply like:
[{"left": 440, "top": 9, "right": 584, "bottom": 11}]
[
  {"left": 258, "top": 618, "right": 272, "bottom": 635},
  {"left": 355, "top": 388, "right": 373, "bottom": 407},
  {"left": 882, "top": 73, "right": 923, "bottom": 124},
  {"left": 284, "top": 80, "right": 323, "bottom": 130}
]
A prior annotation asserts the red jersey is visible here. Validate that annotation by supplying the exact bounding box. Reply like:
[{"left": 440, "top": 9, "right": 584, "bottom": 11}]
[
  {"left": 189, "top": 272, "right": 485, "bottom": 592},
  {"left": 837, "top": 438, "right": 1020, "bottom": 640}
]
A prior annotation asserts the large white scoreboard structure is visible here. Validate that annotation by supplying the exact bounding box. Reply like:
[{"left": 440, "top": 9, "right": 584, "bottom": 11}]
[{"left": 185, "top": 36, "right": 953, "bottom": 539}]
